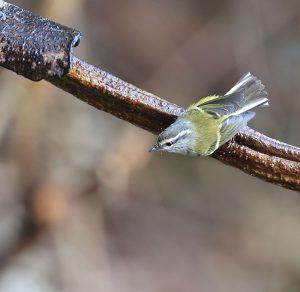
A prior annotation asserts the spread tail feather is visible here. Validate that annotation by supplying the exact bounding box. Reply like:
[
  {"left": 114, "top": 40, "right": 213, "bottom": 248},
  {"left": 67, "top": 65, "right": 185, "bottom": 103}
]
[
  {"left": 187, "top": 72, "right": 269, "bottom": 118},
  {"left": 225, "top": 72, "right": 269, "bottom": 112}
]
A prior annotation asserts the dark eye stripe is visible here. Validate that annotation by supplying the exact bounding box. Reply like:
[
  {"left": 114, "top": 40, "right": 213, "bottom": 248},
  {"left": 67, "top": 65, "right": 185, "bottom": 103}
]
[{"left": 162, "top": 137, "right": 179, "bottom": 147}]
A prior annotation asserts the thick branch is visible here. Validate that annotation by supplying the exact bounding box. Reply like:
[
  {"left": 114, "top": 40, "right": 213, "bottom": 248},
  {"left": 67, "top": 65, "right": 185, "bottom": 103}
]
[
  {"left": 237, "top": 127, "right": 300, "bottom": 163},
  {"left": 0, "top": 0, "right": 81, "bottom": 80},
  {"left": 48, "top": 57, "right": 183, "bottom": 134},
  {"left": 1, "top": 0, "right": 299, "bottom": 191},
  {"left": 48, "top": 57, "right": 300, "bottom": 192}
]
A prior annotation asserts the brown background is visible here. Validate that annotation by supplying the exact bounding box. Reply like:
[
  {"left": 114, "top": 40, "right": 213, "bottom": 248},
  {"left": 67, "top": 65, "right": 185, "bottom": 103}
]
[{"left": 0, "top": 0, "right": 300, "bottom": 291}]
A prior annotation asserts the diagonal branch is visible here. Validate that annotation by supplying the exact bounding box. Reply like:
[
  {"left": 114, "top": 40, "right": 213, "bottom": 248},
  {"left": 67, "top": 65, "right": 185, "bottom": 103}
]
[
  {"left": 48, "top": 57, "right": 300, "bottom": 192},
  {"left": 1, "top": 0, "right": 300, "bottom": 191}
]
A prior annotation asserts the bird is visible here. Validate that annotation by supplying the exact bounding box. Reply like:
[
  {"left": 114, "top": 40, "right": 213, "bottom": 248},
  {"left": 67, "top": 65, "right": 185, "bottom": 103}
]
[{"left": 149, "top": 73, "right": 269, "bottom": 156}]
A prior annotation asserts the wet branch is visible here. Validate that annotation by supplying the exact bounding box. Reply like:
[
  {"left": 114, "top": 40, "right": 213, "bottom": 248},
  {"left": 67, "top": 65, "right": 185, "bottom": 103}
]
[
  {"left": 1, "top": 0, "right": 300, "bottom": 191},
  {"left": 48, "top": 57, "right": 300, "bottom": 191}
]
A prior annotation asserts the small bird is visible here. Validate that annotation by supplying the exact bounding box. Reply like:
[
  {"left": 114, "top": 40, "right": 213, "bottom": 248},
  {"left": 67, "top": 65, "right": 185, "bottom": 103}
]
[{"left": 149, "top": 73, "right": 269, "bottom": 156}]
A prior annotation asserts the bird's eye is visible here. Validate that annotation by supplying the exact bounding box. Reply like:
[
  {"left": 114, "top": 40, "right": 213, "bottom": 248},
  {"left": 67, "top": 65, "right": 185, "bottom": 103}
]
[{"left": 165, "top": 142, "right": 172, "bottom": 147}]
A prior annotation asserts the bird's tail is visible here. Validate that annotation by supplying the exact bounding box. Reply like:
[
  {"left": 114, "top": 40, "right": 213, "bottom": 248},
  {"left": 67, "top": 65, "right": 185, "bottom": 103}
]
[{"left": 225, "top": 73, "right": 269, "bottom": 115}]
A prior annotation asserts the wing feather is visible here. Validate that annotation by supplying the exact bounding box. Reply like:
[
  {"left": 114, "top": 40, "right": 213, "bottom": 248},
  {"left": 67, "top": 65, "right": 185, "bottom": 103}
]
[
  {"left": 218, "top": 111, "right": 255, "bottom": 146},
  {"left": 188, "top": 73, "right": 269, "bottom": 119}
]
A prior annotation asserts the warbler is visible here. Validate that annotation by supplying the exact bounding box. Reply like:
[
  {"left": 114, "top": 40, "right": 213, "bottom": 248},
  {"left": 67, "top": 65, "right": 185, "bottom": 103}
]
[{"left": 149, "top": 73, "right": 269, "bottom": 156}]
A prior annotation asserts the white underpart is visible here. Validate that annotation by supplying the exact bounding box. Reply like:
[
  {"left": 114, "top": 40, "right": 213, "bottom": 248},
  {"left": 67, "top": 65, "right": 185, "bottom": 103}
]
[{"left": 225, "top": 72, "right": 251, "bottom": 95}]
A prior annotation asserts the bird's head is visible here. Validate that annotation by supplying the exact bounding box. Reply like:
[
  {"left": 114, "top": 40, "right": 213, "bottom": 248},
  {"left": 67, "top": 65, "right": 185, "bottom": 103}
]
[{"left": 149, "top": 118, "right": 194, "bottom": 155}]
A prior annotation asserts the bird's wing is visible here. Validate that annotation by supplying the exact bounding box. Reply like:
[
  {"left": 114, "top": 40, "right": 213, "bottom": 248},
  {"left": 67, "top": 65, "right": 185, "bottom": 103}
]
[
  {"left": 218, "top": 111, "right": 255, "bottom": 146},
  {"left": 188, "top": 73, "right": 269, "bottom": 119},
  {"left": 188, "top": 93, "right": 245, "bottom": 119}
]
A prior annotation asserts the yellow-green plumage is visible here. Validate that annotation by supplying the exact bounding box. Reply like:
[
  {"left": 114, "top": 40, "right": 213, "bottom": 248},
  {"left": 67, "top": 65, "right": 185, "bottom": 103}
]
[
  {"left": 181, "top": 104, "right": 222, "bottom": 155},
  {"left": 150, "top": 73, "right": 269, "bottom": 156},
  {"left": 189, "top": 94, "right": 222, "bottom": 107}
]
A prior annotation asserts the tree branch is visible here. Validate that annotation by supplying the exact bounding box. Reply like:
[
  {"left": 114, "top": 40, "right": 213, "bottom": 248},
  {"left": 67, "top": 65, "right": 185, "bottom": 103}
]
[
  {"left": 48, "top": 57, "right": 300, "bottom": 191},
  {"left": 1, "top": 0, "right": 300, "bottom": 191}
]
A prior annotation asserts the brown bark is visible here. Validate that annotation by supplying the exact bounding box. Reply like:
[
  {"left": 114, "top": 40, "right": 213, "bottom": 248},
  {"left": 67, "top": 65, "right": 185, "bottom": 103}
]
[{"left": 48, "top": 57, "right": 300, "bottom": 192}]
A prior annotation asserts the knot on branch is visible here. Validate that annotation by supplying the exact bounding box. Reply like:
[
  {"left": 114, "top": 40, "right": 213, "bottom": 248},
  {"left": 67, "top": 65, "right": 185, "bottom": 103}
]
[{"left": 0, "top": 0, "right": 81, "bottom": 81}]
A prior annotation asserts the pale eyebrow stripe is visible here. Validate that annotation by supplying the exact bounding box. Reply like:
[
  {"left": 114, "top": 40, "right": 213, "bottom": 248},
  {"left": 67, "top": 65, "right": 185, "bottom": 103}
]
[{"left": 161, "top": 129, "right": 192, "bottom": 145}]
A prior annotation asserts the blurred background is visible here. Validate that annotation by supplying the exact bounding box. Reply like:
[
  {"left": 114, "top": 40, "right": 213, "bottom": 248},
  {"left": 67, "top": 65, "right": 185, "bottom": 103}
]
[{"left": 0, "top": 0, "right": 300, "bottom": 291}]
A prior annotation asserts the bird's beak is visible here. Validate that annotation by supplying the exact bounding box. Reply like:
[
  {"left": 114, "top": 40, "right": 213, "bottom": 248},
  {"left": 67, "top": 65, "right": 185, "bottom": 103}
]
[{"left": 149, "top": 144, "right": 159, "bottom": 153}]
